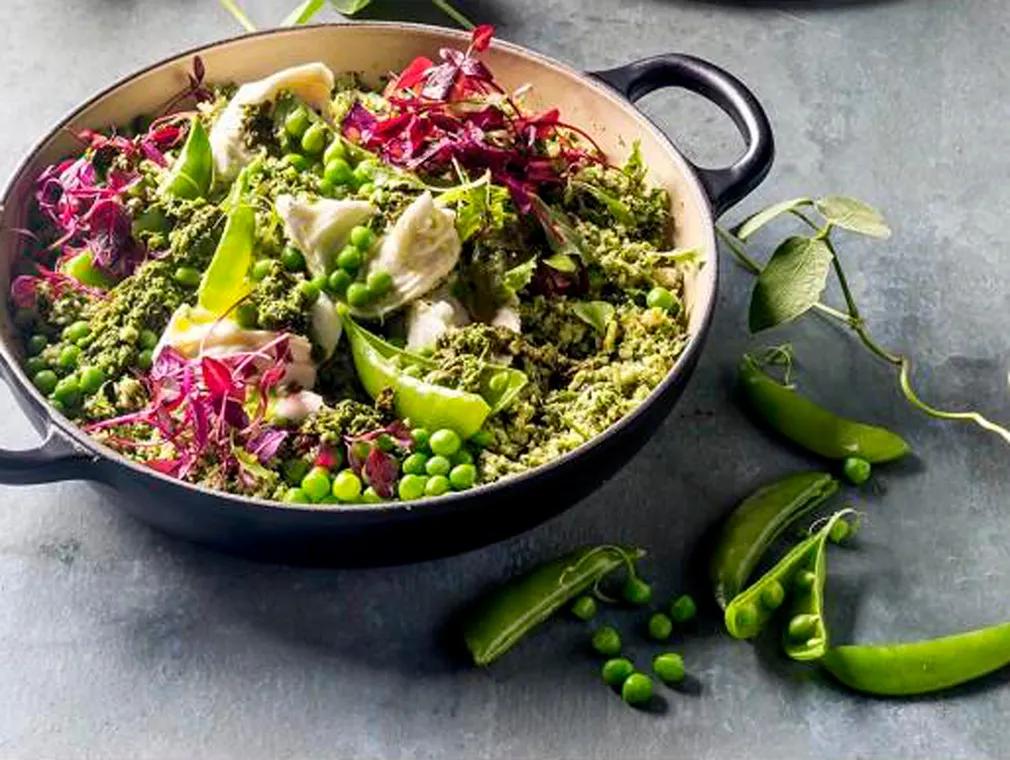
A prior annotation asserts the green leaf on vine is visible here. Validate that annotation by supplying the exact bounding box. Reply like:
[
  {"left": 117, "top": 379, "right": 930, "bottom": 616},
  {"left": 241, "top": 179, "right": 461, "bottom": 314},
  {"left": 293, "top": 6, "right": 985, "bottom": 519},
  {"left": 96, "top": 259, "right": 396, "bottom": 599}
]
[
  {"left": 815, "top": 195, "right": 891, "bottom": 239},
  {"left": 735, "top": 197, "right": 813, "bottom": 241},
  {"left": 749, "top": 236, "right": 833, "bottom": 332}
]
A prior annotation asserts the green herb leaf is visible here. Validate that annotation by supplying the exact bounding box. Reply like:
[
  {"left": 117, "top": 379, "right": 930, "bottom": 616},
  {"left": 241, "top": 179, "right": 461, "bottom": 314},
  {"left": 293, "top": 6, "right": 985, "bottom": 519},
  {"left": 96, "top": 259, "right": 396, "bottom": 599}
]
[
  {"left": 571, "top": 180, "right": 635, "bottom": 226},
  {"left": 735, "top": 197, "right": 813, "bottom": 241},
  {"left": 814, "top": 195, "right": 891, "bottom": 239},
  {"left": 531, "top": 195, "right": 586, "bottom": 262},
  {"left": 749, "top": 236, "right": 833, "bottom": 332},
  {"left": 329, "top": 0, "right": 372, "bottom": 13},
  {"left": 282, "top": 0, "right": 326, "bottom": 25},
  {"left": 657, "top": 247, "right": 702, "bottom": 266},
  {"left": 572, "top": 301, "right": 616, "bottom": 334},
  {"left": 503, "top": 259, "right": 537, "bottom": 294},
  {"left": 543, "top": 253, "right": 577, "bottom": 273}
]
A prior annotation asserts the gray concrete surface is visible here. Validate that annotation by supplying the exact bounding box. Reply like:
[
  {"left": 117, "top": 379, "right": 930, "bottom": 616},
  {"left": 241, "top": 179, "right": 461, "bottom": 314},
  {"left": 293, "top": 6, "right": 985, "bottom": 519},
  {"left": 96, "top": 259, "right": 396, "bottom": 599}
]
[{"left": 1, "top": 0, "right": 1009, "bottom": 757}]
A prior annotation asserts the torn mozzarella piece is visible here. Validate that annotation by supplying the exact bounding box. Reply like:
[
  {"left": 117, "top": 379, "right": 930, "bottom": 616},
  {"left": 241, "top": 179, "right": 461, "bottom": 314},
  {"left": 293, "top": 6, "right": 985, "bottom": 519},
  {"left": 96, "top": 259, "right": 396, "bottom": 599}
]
[
  {"left": 352, "top": 192, "right": 461, "bottom": 318},
  {"left": 276, "top": 195, "right": 375, "bottom": 277},
  {"left": 490, "top": 301, "right": 521, "bottom": 334},
  {"left": 156, "top": 305, "right": 316, "bottom": 389},
  {"left": 405, "top": 291, "right": 470, "bottom": 353},
  {"left": 271, "top": 390, "right": 325, "bottom": 424},
  {"left": 310, "top": 292, "right": 342, "bottom": 359},
  {"left": 209, "top": 62, "right": 335, "bottom": 181}
]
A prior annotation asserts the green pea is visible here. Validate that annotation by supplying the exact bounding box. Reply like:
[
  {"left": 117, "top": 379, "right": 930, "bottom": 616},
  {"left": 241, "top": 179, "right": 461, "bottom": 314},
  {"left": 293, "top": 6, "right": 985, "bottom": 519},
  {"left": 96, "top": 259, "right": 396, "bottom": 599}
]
[
  {"left": 52, "top": 375, "right": 80, "bottom": 407},
  {"left": 325, "top": 269, "right": 351, "bottom": 296},
  {"left": 357, "top": 182, "right": 376, "bottom": 197},
  {"left": 646, "top": 286, "right": 676, "bottom": 311},
  {"left": 234, "top": 302, "right": 258, "bottom": 329},
  {"left": 318, "top": 178, "right": 336, "bottom": 197},
  {"left": 670, "top": 593, "right": 697, "bottom": 623},
  {"left": 602, "top": 658, "right": 635, "bottom": 688},
  {"left": 282, "top": 246, "right": 306, "bottom": 272},
  {"left": 50, "top": 398, "right": 66, "bottom": 415},
  {"left": 353, "top": 160, "right": 378, "bottom": 184},
  {"left": 284, "top": 105, "right": 311, "bottom": 139},
  {"left": 14, "top": 308, "right": 35, "bottom": 330},
  {"left": 32, "top": 369, "right": 58, "bottom": 395},
  {"left": 337, "top": 245, "right": 363, "bottom": 273},
  {"left": 452, "top": 449, "right": 474, "bottom": 466},
  {"left": 794, "top": 569, "right": 817, "bottom": 592},
  {"left": 425, "top": 455, "right": 451, "bottom": 477},
  {"left": 283, "top": 487, "right": 310, "bottom": 504},
  {"left": 398, "top": 473, "right": 427, "bottom": 501},
  {"left": 137, "top": 349, "right": 154, "bottom": 371},
  {"left": 366, "top": 270, "right": 393, "bottom": 299},
  {"left": 139, "top": 329, "right": 159, "bottom": 350},
  {"left": 622, "top": 577, "right": 652, "bottom": 606},
  {"left": 362, "top": 486, "right": 383, "bottom": 504},
  {"left": 652, "top": 653, "right": 686, "bottom": 685},
  {"left": 571, "top": 595, "right": 597, "bottom": 621},
  {"left": 282, "top": 153, "right": 311, "bottom": 172},
  {"left": 424, "top": 475, "right": 450, "bottom": 497},
  {"left": 760, "top": 580, "right": 785, "bottom": 610},
  {"left": 324, "top": 158, "right": 354, "bottom": 186},
  {"left": 621, "top": 673, "right": 653, "bottom": 706},
  {"left": 843, "top": 456, "right": 872, "bottom": 485},
  {"left": 375, "top": 433, "right": 397, "bottom": 453},
  {"left": 63, "top": 320, "right": 91, "bottom": 344},
  {"left": 25, "top": 357, "right": 47, "bottom": 376},
  {"left": 469, "top": 429, "right": 493, "bottom": 448},
  {"left": 174, "top": 266, "right": 201, "bottom": 288},
  {"left": 402, "top": 452, "right": 429, "bottom": 475},
  {"left": 346, "top": 283, "right": 372, "bottom": 308},
  {"left": 350, "top": 225, "right": 375, "bottom": 250},
  {"left": 79, "top": 366, "right": 106, "bottom": 395},
  {"left": 298, "top": 278, "right": 321, "bottom": 305},
  {"left": 331, "top": 470, "right": 363, "bottom": 502},
  {"left": 282, "top": 458, "right": 310, "bottom": 486},
  {"left": 788, "top": 613, "right": 820, "bottom": 642},
  {"left": 489, "top": 372, "right": 509, "bottom": 394},
  {"left": 730, "top": 600, "right": 758, "bottom": 631},
  {"left": 300, "top": 123, "right": 328, "bottom": 156},
  {"left": 27, "top": 334, "right": 48, "bottom": 356},
  {"left": 252, "top": 259, "right": 274, "bottom": 281},
  {"left": 591, "top": 626, "right": 622, "bottom": 657},
  {"left": 449, "top": 463, "right": 476, "bottom": 490},
  {"left": 429, "top": 428, "right": 462, "bottom": 457},
  {"left": 648, "top": 612, "right": 673, "bottom": 641},
  {"left": 410, "top": 427, "right": 431, "bottom": 451},
  {"left": 301, "top": 466, "right": 332, "bottom": 502},
  {"left": 323, "top": 138, "right": 348, "bottom": 165},
  {"left": 57, "top": 344, "right": 81, "bottom": 371}
]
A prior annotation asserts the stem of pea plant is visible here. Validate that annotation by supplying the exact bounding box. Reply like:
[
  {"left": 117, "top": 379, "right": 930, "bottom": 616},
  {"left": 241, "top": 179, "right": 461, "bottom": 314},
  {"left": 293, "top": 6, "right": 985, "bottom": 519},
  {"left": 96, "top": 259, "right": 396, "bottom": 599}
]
[
  {"left": 431, "top": 0, "right": 476, "bottom": 29},
  {"left": 218, "top": 0, "right": 257, "bottom": 31},
  {"left": 717, "top": 225, "right": 1010, "bottom": 446}
]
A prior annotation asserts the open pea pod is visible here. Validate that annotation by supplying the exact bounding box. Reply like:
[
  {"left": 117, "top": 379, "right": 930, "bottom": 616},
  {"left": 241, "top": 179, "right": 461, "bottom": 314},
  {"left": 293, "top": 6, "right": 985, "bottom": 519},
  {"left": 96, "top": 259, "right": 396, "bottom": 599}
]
[
  {"left": 710, "top": 471, "right": 839, "bottom": 609},
  {"left": 340, "top": 309, "right": 491, "bottom": 439},
  {"left": 197, "top": 203, "right": 256, "bottom": 315},
  {"left": 724, "top": 510, "right": 851, "bottom": 641},
  {"left": 464, "top": 545, "right": 645, "bottom": 666},
  {"left": 739, "top": 355, "right": 910, "bottom": 463},
  {"left": 159, "top": 116, "right": 213, "bottom": 200}
]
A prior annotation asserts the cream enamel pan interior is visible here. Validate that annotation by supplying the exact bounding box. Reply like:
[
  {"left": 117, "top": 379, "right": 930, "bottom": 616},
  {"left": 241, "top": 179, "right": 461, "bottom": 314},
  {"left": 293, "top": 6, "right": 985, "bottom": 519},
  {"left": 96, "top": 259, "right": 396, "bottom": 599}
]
[{"left": 0, "top": 24, "right": 772, "bottom": 564}]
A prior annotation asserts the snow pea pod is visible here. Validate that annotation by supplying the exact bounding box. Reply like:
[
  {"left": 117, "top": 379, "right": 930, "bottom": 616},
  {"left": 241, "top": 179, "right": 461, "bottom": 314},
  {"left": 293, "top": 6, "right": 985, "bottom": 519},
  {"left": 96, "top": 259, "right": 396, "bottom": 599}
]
[
  {"left": 159, "top": 116, "right": 213, "bottom": 200},
  {"left": 739, "top": 355, "right": 910, "bottom": 463},
  {"left": 197, "top": 203, "right": 255, "bottom": 315},
  {"left": 711, "top": 471, "right": 839, "bottom": 609},
  {"left": 725, "top": 510, "right": 850, "bottom": 640},
  {"left": 464, "top": 545, "right": 645, "bottom": 666},
  {"left": 340, "top": 308, "right": 491, "bottom": 438},
  {"left": 822, "top": 622, "right": 1010, "bottom": 696}
]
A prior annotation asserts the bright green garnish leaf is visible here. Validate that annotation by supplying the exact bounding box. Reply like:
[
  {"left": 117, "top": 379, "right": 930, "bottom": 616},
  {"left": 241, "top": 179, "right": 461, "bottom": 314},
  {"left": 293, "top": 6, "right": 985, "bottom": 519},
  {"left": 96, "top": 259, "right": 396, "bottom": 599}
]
[
  {"left": 543, "top": 253, "right": 577, "bottom": 273},
  {"left": 815, "top": 195, "right": 891, "bottom": 239},
  {"left": 735, "top": 197, "right": 813, "bottom": 241},
  {"left": 749, "top": 236, "right": 833, "bottom": 333},
  {"left": 571, "top": 180, "right": 635, "bottom": 226},
  {"left": 657, "top": 247, "right": 702, "bottom": 266},
  {"left": 572, "top": 301, "right": 616, "bottom": 334},
  {"left": 503, "top": 259, "right": 537, "bottom": 294},
  {"left": 282, "top": 0, "right": 327, "bottom": 25}
]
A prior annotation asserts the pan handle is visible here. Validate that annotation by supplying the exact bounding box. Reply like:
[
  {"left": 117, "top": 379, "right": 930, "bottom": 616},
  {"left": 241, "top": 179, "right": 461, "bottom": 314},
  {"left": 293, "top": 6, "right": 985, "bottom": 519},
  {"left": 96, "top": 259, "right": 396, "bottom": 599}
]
[
  {"left": 0, "top": 365, "right": 90, "bottom": 485},
  {"left": 591, "top": 54, "right": 774, "bottom": 217}
]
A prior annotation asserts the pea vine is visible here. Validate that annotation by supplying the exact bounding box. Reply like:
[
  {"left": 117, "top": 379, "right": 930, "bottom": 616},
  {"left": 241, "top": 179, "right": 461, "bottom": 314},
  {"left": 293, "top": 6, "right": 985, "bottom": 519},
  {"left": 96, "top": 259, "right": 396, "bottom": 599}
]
[
  {"left": 718, "top": 195, "right": 1010, "bottom": 446},
  {"left": 219, "top": 0, "right": 474, "bottom": 31}
]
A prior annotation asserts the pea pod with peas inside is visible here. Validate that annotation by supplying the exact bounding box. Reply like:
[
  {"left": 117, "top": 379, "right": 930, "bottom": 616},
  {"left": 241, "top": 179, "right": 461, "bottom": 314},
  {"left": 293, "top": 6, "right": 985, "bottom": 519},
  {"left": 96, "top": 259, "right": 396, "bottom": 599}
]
[
  {"left": 710, "top": 471, "right": 840, "bottom": 609},
  {"left": 821, "top": 621, "right": 1010, "bottom": 696},
  {"left": 339, "top": 307, "right": 527, "bottom": 439},
  {"left": 724, "top": 510, "right": 854, "bottom": 642},
  {"left": 739, "top": 354, "right": 910, "bottom": 463},
  {"left": 159, "top": 115, "right": 213, "bottom": 200},
  {"left": 463, "top": 545, "right": 646, "bottom": 666}
]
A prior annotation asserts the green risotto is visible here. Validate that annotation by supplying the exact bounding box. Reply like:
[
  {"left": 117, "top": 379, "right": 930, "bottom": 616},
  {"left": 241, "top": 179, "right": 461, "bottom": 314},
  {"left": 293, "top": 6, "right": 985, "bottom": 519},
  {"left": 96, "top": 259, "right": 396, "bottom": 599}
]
[{"left": 11, "top": 31, "right": 692, "bottom": 504}]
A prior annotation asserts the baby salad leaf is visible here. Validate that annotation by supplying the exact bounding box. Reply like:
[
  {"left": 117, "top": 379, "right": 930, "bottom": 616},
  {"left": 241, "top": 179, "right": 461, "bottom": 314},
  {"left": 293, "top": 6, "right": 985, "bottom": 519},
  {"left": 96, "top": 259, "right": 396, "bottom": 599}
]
[
  {"left": 543, "top": 253, "right": 578, "bottom": 273},
  {"left": 735, "top": 197, "right": 813, "bottom": 241},
  {"left": 503, "top": 259, "right": 537, "bottom": 294},
  {"left": 749, "top": 236, "right": 833, "bottom": 333},
  {"left": 281, "top": 0, "right": 327, "bottom": 25},
  {"left": 570, "top": 180, "right": 634, "bottom": 226},
  {"left": 572, "top": 301, "right": 616, "bottom": 334},
  {"left": 815, "top": 195, "right": 891, "bottom": 239}
]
